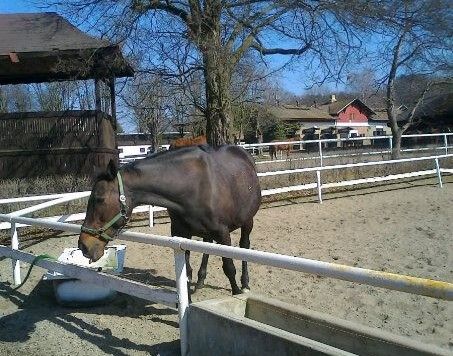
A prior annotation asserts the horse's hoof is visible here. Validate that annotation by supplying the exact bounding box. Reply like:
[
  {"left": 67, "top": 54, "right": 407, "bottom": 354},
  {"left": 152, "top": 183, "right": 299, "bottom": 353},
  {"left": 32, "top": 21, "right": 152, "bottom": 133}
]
[
  {"left": 194, "top": 283, "right": 204, "bottom": 291},
  {"left": 241, "top": 288, "right": 250, "bottom": 293}
]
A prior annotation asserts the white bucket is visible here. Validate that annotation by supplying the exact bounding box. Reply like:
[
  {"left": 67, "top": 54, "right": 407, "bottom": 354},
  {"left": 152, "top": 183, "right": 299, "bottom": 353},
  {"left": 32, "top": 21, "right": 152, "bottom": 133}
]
[{"left": 43, "top": 245, "right": 126, "bottom": 306}]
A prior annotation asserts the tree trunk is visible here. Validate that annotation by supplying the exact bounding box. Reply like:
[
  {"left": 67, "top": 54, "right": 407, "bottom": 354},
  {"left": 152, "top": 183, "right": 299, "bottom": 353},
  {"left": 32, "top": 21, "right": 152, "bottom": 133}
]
[
  {"left": 146, "top": 110, "right": 159, "bottom": 153},
  {"left": 391, "top": 127, "right": 403, "bottom": 159},
  {"left": 202, "top": 44, "right": 233, "bottom": 147}
]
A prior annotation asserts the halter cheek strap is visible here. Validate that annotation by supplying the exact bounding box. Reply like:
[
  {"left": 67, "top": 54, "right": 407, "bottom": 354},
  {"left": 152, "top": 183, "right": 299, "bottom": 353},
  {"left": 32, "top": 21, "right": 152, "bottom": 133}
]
[{"left": 81, "top": 172, "right": 129, "bottom": 242}]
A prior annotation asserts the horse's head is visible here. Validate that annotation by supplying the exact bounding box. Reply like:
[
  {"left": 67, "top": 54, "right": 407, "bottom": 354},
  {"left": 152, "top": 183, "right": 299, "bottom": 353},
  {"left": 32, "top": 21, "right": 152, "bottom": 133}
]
[{"left": 79, "top": 159, "right": 128, "bottom": 262}]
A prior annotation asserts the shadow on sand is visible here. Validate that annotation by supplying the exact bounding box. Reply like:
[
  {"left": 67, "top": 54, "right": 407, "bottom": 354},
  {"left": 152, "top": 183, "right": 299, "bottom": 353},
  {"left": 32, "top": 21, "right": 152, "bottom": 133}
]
[{"left": 0, "top": 276, "right": 180, "bottom": 356}]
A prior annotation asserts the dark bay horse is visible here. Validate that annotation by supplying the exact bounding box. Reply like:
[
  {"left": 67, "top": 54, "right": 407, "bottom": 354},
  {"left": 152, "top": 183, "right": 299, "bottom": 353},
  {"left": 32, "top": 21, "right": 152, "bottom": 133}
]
[
  {"left": 169, "top": 135, "right": 207, "bottom": 149},
  {"left": 79, "top": 145, "right": 261, "bottom": 295}
]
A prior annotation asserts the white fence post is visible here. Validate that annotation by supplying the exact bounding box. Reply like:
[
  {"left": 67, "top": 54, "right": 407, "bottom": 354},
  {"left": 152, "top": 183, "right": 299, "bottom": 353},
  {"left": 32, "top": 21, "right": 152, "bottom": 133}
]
[
  {"left": 316, "top": 170, "right": 323, "bottom": 203},
  {"left": 11, "top": 222, "right": 21, "bottom": 285},
  {"left": 389, "top": 137, "right": 393, "bottom": 153},
  {"left": 318, "top": 140, "right": 323, "bottom": 167},
  {"left": 148, "top": 205, "right": 154, "bottom": 228},
  {"left": 174, "top": 249, "right": 189, "bottom": 356},
  {"left": 435, "top": 158, "right": 443, "bottom": 188},
  {"left": 444, "top": 134, "right": 448, "bottom": 155}
]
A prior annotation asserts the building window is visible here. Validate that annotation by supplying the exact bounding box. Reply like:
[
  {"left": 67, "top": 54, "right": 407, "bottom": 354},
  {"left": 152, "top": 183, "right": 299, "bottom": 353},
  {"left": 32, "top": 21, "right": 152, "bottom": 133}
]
[
  {"left": 349, "top": 113, "right": 355, "bottom": 121},
  {"left": 140, "top": 147, "right": 145, "bottom": 153}
]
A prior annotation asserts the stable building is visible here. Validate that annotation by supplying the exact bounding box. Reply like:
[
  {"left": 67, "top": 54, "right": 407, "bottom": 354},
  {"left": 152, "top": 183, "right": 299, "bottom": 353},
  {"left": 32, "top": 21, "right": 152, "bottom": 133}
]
[
  {"left": 268, "top": 95, "right": 390, "bottom": 139},
  {"left": 0, "top": 12, "right": 133, "bottom": 178}
]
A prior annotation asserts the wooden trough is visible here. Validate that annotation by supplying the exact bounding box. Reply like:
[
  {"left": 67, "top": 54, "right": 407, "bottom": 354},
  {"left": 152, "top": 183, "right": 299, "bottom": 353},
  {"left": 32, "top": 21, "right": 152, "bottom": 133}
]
[{"left": 188, "top": 294, "right": 449, "bottom": 356}]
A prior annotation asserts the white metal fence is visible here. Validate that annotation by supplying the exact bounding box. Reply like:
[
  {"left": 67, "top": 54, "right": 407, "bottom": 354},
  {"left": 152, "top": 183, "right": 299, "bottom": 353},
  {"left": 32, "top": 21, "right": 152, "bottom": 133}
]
[
  {"left": 1, "top": 151, "right": 452, "bottom": 354},
  {"left": 2, "top": 152, "right": 452, "bottom": 229},
  {"left": 1, "top": 214, "right": 453, "bottom": 356},
  {"left": 243, "top": 132, "right": 453, "bottom": 165},
  {"left": 119, "top": 133, "right": 453, "bottom": 166}
]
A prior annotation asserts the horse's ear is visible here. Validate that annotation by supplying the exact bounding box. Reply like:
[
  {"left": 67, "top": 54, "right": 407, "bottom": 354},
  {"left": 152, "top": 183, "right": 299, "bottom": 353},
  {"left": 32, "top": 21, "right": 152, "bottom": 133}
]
[{"left": 106, "top": 159, "right": 118, "bottom": 180}]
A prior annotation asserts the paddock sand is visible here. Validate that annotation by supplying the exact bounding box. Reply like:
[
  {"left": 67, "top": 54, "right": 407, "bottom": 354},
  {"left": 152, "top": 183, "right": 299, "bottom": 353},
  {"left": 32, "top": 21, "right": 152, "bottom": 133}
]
[{"left": 0, "top": 177, "right": 452, "bottom": 355}]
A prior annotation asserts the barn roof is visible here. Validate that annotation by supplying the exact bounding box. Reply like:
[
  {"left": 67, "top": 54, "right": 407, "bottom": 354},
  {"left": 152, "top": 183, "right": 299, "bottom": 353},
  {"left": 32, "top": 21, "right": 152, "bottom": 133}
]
[
  {"left": 0, "top": 12, "right": 133, "bottom": 84},
  {"left": 268, "top": 105, "right": 333, "bottom": 121},
  {"left": 319, "top": 98, "right": 376, "bottom": 116}
]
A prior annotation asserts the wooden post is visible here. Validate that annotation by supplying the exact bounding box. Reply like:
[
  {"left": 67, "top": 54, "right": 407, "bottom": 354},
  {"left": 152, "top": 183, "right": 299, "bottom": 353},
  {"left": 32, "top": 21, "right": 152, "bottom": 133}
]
[
  {"left": 109, "top": 77, "right": 117, "bottom": 129},
  {"left": 94, "top": 78, "right": 101, "bottom": 112}
]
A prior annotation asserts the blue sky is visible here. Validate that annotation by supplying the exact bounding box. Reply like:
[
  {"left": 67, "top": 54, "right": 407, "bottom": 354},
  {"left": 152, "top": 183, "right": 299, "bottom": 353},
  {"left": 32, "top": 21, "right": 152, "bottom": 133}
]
[
  {"left": 0, "top": 0, "right": 322, "bottom": 95},
  {"left": 0, "top": 0, "right": 49, "bottom": 13}
]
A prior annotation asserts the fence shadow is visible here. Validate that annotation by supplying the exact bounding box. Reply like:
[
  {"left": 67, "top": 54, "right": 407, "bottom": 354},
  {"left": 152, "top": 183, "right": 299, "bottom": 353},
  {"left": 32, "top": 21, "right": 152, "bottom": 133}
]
[{"left": 0, "top": 281, "right": 180, "bottom": 355}]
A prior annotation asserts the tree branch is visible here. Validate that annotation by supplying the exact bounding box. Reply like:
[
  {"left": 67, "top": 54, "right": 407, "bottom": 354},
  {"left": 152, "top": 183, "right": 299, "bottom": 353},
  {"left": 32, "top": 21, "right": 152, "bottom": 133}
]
[
  {"left": 132, "top": 0, "right": 189, "bottom": 22},
  {"left": 250, "top": 42, "right": 311, "bottom": 55}
]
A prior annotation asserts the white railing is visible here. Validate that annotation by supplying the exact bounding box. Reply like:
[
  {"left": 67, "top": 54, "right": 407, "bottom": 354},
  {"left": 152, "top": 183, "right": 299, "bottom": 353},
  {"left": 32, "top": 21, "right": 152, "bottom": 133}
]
[
  {"left": 0, "top": 214, "right": 452, "bottom": 356},
  {"left": 242, "top": 132, "right": 453, "bottom": 165},
  {"left": 0, "top": 193, "right": 165, "bottom": 231},
  {"left": 260, "top": 153, "right": 452, "bottom": 202},
  {"left": 2, "top": 153, "right": 452, "bottom": 231},
  {"left": 117, "top": 133, "right": 453, "bottom": 167}
]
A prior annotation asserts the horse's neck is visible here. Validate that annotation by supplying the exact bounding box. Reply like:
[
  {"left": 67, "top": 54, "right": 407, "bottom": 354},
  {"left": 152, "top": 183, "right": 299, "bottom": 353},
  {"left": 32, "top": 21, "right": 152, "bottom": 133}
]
[{"left": 122, "top": 161, "right": 186, "bottom": 212}]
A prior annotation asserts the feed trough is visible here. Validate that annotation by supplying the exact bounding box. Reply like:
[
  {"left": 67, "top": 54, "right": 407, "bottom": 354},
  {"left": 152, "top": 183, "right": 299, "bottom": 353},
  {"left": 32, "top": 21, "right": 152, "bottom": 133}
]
[
  {"left": 43, "top": 245, "right": 126, "bottom": 306},
  {"left": 188, "top": 294, "right": 449, "bottom": 356}
]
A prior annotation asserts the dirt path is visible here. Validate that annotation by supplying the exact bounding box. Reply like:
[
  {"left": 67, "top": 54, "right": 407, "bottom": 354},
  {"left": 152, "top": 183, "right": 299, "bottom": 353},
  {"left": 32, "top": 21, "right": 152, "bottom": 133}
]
[{"left": 1, "top": 177, "right": 452, "bottom": 355}]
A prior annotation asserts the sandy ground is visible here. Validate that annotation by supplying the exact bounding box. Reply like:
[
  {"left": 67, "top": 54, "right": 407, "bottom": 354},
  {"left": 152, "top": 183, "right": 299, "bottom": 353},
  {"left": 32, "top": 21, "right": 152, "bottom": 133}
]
[{"left": 0, "top": 177, "right": 452, "bottom": 355}]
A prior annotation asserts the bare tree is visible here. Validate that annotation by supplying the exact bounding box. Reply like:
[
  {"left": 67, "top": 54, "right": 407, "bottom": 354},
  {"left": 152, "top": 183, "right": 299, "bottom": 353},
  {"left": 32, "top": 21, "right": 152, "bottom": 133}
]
[
  {"left": 369, "top": 0, "right": 452, "bottom": 158},
  {"left": 46, "top": 0, "right": 374, "bottom": 146},
  {"left": 123, "top": 74, "right": 174, "bottom": 152}
]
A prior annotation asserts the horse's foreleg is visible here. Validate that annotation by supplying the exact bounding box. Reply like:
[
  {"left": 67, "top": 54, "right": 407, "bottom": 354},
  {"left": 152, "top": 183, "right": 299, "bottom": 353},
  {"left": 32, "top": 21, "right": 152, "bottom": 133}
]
[{"left": 240, "top": 219, "right": 253, "bottom": 291}]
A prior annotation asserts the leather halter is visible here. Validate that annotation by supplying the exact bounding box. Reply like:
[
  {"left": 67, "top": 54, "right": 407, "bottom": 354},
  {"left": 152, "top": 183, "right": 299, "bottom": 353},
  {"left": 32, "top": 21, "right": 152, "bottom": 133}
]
[{"left": 80, "top": 172, "right": 129, "bottom": 242}]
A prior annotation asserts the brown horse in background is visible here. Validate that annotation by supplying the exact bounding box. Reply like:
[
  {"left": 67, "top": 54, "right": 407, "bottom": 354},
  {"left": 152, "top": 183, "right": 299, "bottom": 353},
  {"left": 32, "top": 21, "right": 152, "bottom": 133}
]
[
  {"left": 169, "top": 135, "right": 207, "bottom": 149},
  {"left": 269, "top": 138, "right": 297, "bottom": 160}
]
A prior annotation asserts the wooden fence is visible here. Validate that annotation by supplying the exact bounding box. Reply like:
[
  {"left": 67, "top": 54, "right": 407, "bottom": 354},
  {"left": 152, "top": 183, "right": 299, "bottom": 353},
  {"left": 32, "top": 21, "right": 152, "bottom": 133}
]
[{"left": 0, "top": 110, "right": 117, "bottom": 178}]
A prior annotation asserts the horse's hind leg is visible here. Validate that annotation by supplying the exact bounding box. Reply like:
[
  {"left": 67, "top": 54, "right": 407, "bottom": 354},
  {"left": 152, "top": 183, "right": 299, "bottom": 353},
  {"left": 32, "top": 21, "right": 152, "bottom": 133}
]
[
  {"left": 195, "top": 251, "right": 210, "bottom": 291},
  {"left": 217, "top": 227, "right": 241, "bottom": 295},
  {"left": 195, "top": 237, "right": 212, "bottom": 290},
  {"left": 240, "top": 218, "right": 253, "bottom": 291}
]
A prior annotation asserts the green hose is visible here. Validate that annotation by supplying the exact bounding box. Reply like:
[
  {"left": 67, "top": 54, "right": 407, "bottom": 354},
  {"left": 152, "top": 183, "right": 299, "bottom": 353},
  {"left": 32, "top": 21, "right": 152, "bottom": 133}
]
[{"left": 13, "top": 254, "right": 57, "bottom": 290}]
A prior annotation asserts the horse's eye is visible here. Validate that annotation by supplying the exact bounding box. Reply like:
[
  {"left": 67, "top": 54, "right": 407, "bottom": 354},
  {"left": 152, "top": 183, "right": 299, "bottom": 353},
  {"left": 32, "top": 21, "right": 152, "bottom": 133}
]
[{"left": 95, "top": 197, "right": 105, "bottom": 203}]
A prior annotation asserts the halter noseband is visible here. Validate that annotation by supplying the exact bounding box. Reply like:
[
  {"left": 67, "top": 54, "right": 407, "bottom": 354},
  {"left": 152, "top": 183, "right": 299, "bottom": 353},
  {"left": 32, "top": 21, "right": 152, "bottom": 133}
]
[{"left": 81, "top": 172, "right": 129, "bottom": 242}]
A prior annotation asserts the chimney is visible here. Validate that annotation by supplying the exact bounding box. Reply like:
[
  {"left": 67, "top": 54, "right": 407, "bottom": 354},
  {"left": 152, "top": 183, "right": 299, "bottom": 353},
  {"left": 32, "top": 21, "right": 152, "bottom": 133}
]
[{"left": 331, "top": 94, "right": 337, "bottom": 103}]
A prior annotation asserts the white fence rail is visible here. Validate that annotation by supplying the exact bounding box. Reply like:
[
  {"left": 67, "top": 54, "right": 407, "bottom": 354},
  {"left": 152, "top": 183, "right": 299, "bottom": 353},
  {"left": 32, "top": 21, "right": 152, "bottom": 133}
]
[
  {"left": 2, "top": 154, "right": 452, "bottom": 230},
  {"left": 118, "top": 133, "right": 453, "bottom": 166},
  {"left": 243, "top": 132, "right": 453, "bottom": 165},
  {"left": 1, "top": 214, "right": 453, "bottom": 356},
  {"left": 1, "top": 133, "right": 452, "bottom": 354}
]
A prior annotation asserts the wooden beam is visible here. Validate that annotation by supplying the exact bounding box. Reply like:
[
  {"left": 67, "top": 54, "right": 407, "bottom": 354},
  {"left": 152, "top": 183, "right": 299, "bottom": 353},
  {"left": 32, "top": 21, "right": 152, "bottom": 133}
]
[
  {"left": 109, "top": 77, "right": 117, "bottom": 129},
  {"left": 94, "top": 78, "right": 101, "bottom": 112}
]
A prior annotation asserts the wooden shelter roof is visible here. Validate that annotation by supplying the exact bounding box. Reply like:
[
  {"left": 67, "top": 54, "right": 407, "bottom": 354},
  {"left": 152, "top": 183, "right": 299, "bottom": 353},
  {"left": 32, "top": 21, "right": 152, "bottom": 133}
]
[{"left": 0, "top": 12, "right": 133, "bottom": 84}]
